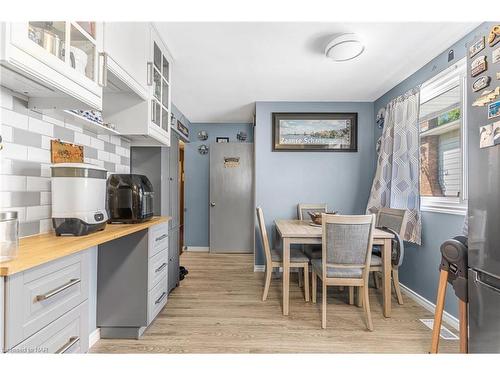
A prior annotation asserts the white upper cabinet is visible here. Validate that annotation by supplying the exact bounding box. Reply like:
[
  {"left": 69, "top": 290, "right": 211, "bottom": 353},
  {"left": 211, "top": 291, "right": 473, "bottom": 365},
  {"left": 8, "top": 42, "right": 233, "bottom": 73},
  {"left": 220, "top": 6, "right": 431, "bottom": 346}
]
[
  {"left": 102, "top": 22, "right": 150, "bottom": 99},
  {"left": 0, "top": 22, "right": 104, "bottom": 110},
  {"left": 104, "top": 24, "right": 172, "bottom": 147}
]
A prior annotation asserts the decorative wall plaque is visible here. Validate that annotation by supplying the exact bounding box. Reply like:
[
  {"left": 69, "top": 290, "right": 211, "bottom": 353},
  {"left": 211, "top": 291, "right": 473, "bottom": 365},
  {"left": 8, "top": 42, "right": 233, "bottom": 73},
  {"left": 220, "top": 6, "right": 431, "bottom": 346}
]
[{"left": 50, "top": 140, "right": 84, "bottom": 163}]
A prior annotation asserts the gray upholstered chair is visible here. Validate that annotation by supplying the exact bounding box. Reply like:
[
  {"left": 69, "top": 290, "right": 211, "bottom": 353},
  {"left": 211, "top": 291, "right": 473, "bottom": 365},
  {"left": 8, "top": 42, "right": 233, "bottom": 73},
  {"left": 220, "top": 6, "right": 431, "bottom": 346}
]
[
  {"left": 256, "top": 207, "right": 310, "bottom": 302},
  {"left": 311, "top": 214, "right": 376, "bottom": 330},
  {"left": 297, "top": 203, "right": 327, "bottom": 260},
  {"left": 370, "top": 207, "right": 407, "bottom": 305}
]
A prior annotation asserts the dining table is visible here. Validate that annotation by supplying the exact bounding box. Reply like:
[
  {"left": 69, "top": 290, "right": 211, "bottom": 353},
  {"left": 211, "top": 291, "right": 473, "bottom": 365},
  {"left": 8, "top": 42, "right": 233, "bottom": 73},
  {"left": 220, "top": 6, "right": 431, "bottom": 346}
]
[{"left": 274, "top": 219, "right": 394, "bottom": 318}]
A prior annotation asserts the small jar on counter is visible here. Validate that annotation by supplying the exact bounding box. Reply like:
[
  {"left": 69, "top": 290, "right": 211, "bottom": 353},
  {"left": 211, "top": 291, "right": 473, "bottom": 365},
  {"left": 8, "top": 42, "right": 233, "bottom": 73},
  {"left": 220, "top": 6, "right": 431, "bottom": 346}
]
[{"left": 0, "top": 211, "right": 19, "bottom": 262}]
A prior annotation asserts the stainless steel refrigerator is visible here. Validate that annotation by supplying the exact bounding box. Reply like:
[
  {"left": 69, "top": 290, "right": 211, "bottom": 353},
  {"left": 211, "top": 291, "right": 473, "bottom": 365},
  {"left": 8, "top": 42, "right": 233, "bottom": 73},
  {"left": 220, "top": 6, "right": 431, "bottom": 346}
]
[{"left": 466, "top": 23, "right": 500, "bottom": 353}]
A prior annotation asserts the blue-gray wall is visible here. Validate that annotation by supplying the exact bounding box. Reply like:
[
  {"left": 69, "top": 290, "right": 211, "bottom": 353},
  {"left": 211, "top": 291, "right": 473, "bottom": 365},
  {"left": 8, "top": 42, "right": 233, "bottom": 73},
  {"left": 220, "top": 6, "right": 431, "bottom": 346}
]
[
  {"left": 373, "top": 23, "right": 489, "bottom": 319},
  {"left": 184, "top": 123, "right": 254, "bottom": 247},
  {"left": 255, "top": 101, "right": 375, "bottom": 266}
]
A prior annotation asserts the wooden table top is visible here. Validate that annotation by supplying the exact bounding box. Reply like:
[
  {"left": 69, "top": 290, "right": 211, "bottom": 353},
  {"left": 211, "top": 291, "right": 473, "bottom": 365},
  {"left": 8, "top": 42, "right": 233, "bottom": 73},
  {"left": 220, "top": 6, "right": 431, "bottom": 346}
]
[
  {"left": 0, "top": 216, "right": 170, "bottom": 276},
  {"left": 274, "top": 219, "right": 394, "bottom": 239}
]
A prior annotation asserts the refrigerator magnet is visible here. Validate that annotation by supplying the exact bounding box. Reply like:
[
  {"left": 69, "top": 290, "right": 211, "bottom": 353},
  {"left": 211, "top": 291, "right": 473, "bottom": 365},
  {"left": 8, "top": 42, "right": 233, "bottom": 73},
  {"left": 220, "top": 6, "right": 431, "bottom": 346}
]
[
  {"left": 493, "top": 47, "right": 500, "bottom": 64},
  {"left": 469, "top": 36, "right": 485, "bottom": 58},
  {"left": 488, "top": 100, "right": 500, "bottom": 119},
  {"left": 488, "top": 25, "right": 500, "bottom": 47},
  {"left": 479, "top": 123, "right": 494, "bottom": 148},
  {"left": 471, "top": 55, "right": 487, "bottom": 77}
]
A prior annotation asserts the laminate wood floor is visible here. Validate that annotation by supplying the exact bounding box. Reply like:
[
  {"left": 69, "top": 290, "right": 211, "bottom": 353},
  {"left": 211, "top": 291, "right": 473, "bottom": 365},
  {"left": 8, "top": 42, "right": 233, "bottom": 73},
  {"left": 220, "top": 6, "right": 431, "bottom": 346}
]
[{"left": 91, "top": 252, "right": 458, "bottom": 354}]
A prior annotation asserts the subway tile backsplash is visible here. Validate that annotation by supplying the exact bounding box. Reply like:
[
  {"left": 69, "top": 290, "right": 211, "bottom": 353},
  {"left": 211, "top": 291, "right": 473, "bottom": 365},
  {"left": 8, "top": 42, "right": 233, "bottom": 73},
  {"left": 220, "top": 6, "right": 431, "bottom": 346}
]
[{"left": 0, "top": 87, "right": 131, "bottom": 237}]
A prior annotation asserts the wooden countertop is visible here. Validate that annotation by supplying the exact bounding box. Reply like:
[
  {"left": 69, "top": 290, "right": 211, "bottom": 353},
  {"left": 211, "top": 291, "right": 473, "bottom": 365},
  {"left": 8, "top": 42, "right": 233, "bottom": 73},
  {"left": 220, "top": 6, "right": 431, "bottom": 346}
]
[{"left": 0, "top": 216, "right": 170, "bottom": 276}]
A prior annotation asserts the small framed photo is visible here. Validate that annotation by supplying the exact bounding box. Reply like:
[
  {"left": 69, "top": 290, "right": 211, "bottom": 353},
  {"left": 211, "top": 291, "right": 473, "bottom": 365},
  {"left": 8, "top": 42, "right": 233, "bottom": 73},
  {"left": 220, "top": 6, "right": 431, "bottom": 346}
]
[
  {"left": 493, "top": 47, "right": 500, "bottom": 64},
  {"left": 216, "top": 137, "right": 230, "bottom": 143},
  {"left": 469, "top": 36, "right": 485, "bottom": 58},
  {"left": 488, "top": 100, "right": 500, "bottom": 119}
]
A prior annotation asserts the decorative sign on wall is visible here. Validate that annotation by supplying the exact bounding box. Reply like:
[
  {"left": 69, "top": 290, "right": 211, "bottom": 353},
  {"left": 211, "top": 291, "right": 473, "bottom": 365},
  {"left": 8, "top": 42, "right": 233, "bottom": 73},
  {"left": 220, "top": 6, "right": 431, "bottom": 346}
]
[
  {"left": 216, "top": 137, "right": 229, "bottom": 143},
  {"left": 50, "top": 140, "right": 84, "bottom": 163},
  {"left": 224, "top": 157, "right": 240, "bottom": 168},
  {"left": 177, "top": 120, "right": 189, "bottom": 139},
  {"left": 272, "top": 112, "right": 358, "bottom": 152},
  {"left": 236, "top": 131, "right": 247, "bottom": 142}
]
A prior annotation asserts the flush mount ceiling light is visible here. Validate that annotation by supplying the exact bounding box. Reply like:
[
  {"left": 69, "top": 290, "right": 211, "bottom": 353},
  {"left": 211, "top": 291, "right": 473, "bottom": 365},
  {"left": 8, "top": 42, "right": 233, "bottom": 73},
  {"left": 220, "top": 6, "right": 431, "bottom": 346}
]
[{"left": 325, "top": 33, "right": 364, "bottom": 62}]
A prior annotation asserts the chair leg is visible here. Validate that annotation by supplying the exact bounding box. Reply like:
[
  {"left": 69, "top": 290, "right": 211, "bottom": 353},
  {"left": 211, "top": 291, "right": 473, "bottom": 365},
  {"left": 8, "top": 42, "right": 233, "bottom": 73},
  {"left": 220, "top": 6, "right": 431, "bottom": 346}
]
[
  {"left": 373, "top": 272, "right": 380, "bottom": 289},
  {"left": 262, "top": 265, "right": 272, "bottom": 301},
  {"left": 362, "top": 285, "right": 373, "bottom": 331},
  {"left": 392, "top": 267, "right": 404, "bottom": 305},
  {"left": 348, "top": 286, "right": 354, "bottom": 305},
  {"left": 322, "top": 281, "right": 327, "bottom": 329},
  {"left": 303, "top": 264, "right": 310, "bottom": 302},
  {"left": 298, "top": 268, "right": 303, "bottom": 288},
  {"left": 312, "top": 271, "right": 317, "bottom": 303},
  {"left": 356, "top": 286, "right": 363, "bottom": 307}
]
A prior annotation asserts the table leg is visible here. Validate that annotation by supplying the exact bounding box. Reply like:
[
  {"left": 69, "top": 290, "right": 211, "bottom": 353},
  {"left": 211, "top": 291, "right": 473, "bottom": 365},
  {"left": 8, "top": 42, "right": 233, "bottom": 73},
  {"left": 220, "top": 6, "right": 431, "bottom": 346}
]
[
  {"left": 382, "top": 238, "right": 392, "bottom": 318},
  {"left": 282, "top": 238, "right": 290, "bottom": 316}
]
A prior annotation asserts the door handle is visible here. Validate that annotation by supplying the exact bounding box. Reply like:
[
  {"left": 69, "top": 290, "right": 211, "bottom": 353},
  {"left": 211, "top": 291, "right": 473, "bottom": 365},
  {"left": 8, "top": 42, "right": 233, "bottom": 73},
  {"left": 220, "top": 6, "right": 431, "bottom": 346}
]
[{"left": 210, "top": 202, "right": 215, "bottom": 207}]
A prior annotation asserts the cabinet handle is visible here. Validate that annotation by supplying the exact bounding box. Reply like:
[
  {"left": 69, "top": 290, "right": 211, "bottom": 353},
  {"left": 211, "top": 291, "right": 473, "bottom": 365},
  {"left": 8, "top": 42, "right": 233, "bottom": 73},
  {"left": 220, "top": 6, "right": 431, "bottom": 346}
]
[
  {"left": 98, "top": 52, "right": 108, "bottom": 87},
  {"left": 35, "top": 278, "right": 81, "bottom": 302},
  {"left": 155, "top": 292, "right": 167, "bottom": 305},
  {"left": 151, "top": 100, "right": 156, "bottom": 123},
  {"left": 55, "top": 336, "right": 80, "bottom": 354},
  {"left": 155, "top": 262, "right": 167, "bottom": 273},
  {"left": 147, "top": 62, "right": 153, "bottom": 86},
  {"left": 155, "top": 234, "right": 167, "bottom": 242}
]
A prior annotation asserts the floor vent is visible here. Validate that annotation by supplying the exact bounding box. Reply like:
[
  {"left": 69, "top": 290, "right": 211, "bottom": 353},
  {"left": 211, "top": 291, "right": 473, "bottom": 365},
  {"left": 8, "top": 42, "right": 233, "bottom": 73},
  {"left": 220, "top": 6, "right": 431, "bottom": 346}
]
[{"left": 419, "top": 319, "right": 459, "bottom": 340}]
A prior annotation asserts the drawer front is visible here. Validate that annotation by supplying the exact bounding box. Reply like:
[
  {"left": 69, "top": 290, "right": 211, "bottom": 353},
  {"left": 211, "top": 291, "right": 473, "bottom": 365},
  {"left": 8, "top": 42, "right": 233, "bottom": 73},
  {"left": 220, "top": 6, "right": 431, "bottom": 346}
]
[
  {"left": 148, "top": 276, "right": 168, "bottom": 325},
  {"left": 148, "top": 222, "right": 168, "bottom": 257},
  {"left": 148, "top": 248, "right": 168, "bottom": 291},
  {"left": 9, "top": 301, "right": 88, "bottom": 354},
  {"left": 5, "top": 251, "right": 90, "bottom": 349}
]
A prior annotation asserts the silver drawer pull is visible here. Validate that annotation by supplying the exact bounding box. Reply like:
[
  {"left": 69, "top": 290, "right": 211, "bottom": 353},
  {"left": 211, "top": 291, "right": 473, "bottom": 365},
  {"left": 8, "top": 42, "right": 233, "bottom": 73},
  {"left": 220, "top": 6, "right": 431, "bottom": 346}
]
[
  {"left": 155, "top": 234, "right": 167, "bottom": 242},
  {"left": 55, "top": 336, "right": 80, "bottom": 354},
  {"left": 36, "top": 279, "right": 81, "bottom": 302},
  {"left": 155, "top": 263, "right": 167, "bottom": 273},
  {"left": 155, "top": 292, "right": 167, "bottom": 305}
]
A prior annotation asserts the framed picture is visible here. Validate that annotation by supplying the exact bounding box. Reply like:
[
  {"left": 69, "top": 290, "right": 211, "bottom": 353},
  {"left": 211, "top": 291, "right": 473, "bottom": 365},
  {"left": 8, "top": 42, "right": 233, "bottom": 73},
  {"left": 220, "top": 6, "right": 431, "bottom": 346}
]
[
  {"left": 488, "top": 100, "right": 500, "bottom": 119},
  {"left": 216, "top": 137, "right": 230, "bottom": 143},
  {"left": 272, "top": 112, "right": 357, "bottom": 151}
]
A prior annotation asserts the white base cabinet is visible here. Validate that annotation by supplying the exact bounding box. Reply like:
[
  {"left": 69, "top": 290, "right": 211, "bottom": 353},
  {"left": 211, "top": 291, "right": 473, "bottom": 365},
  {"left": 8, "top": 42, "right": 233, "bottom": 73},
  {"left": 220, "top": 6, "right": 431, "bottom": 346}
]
[
  {"left": 0, "top": 22, "right": 104, "bottom": 110},
  {"left": 2, "top": 250, "right": 92, "bottom": 353}
]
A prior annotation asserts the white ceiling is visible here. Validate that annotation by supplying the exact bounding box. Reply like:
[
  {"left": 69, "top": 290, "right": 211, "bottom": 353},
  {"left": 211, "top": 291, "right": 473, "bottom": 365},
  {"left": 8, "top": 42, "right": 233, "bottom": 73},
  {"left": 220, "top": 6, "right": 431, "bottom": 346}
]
[{"left": 155, "top": 22, "right": 478, "bottom": 123}]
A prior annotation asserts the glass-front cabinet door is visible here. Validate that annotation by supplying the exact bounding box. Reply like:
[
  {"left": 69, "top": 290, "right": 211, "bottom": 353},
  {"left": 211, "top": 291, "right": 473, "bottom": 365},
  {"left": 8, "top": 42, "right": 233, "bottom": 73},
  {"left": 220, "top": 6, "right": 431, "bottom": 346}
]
[
  {"left": 149, "top": 29, "right": 171, "bottom": 140},
  {"left": 9, "top": 21, "right": 102, "bottom": 91}
]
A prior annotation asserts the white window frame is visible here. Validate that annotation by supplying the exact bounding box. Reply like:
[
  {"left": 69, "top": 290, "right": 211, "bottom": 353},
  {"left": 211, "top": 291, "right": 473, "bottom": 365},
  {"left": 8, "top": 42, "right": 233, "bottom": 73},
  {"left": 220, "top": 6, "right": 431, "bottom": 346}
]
[{"left": 419, "top": 58, "right": 467, "bottom": 216}]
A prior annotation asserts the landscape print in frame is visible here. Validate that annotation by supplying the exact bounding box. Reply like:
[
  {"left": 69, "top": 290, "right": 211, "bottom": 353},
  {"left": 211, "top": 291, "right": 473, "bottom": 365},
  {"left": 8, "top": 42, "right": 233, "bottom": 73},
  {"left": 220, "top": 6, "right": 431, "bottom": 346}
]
[{"left": 272, "top": 112, "right": 358, "bottom": 151}]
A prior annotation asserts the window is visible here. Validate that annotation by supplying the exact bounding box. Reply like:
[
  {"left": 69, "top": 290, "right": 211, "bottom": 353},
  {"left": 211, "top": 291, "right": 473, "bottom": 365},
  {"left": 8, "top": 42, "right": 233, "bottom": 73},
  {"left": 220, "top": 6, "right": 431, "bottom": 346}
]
[{"left": 419, "top": 58, "right": 467, "bottom": 215}]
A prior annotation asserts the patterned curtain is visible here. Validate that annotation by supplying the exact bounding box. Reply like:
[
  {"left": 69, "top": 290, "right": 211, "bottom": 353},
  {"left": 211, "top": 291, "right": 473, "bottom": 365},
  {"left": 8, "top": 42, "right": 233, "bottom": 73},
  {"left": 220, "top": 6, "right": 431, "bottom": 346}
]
[{"left": 367, "top": 88, "right": 422, "bottom": 244}]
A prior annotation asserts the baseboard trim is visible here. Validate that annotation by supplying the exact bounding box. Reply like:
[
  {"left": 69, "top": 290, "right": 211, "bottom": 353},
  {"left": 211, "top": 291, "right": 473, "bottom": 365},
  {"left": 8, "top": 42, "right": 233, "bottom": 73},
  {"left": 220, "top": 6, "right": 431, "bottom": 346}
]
[
  {"left": 89, "top": 328, "right": 100, "bottom": 349},
  {"left": 400, "top": 283, "right": 459, "bottom": 331},
  {"left": 185, "top": 246, "right": 209, "bottom": 252},
  {"left": 254, "top": 265, "right": 265, "bottom": 272}
]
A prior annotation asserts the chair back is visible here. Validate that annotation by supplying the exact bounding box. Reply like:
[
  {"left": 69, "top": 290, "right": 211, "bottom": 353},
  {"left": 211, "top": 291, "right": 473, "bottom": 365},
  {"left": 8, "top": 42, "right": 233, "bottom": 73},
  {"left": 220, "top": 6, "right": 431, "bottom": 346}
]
[
  {"left": 321, "top": 214, "right": 376, "bottom": 279},
  {"left": 256, "top": 207, "right": 272, "bottom": 268},
  {"left": 376, "top": 207, "right": 407, "bottom": 238},
  {"left": 297, "top": 203, "right": 328, "bottom": 220}
]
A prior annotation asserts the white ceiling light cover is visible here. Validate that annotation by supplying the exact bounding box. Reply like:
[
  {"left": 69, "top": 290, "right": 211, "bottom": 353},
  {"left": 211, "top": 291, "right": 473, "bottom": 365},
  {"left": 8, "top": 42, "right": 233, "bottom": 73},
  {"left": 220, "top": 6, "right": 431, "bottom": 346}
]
[{"left": 325, "top": 33, "right": 365, "bottom": 62}]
